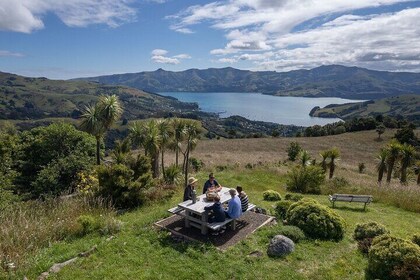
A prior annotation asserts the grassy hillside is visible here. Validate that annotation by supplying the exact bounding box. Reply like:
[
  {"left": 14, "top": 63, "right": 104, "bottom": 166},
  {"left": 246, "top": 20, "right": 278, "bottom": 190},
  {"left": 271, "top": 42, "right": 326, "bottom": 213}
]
[
  {"left": 0, "top": 71, "right": 198, "bottom": 121},
  {"left": 2, "top": 129, "right": 420, "bottom": 279},
  {"left": 78, "top": 65, "right": 420, "bottom": 99},
  {"left": 310, "top": 94, "right": 420, "bottom": 124}
]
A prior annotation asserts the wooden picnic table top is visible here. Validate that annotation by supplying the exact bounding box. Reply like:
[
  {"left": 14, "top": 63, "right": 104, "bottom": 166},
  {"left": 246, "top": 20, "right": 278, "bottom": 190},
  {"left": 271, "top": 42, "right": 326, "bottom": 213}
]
[{"left": 177, "top": 187, "right": 232, "bottom": 215}]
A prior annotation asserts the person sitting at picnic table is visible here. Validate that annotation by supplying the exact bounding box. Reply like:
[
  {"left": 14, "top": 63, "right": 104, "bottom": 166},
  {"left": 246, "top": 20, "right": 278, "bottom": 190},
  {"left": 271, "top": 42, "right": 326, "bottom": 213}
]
[
  {"left": 225, "top": 188, "right": 242, "bottom": 219},
  {"left": 236, "top": 185, "right": 249, "bottom": 212},
  {"left": 203, "top": 172, "right": 222, "bottom": 194},
  {"left": 183, "top": 177, "right": 198, "bottom": 201},
  {"left": 204, "top": 195, "right": 226, "bottom": 223}
]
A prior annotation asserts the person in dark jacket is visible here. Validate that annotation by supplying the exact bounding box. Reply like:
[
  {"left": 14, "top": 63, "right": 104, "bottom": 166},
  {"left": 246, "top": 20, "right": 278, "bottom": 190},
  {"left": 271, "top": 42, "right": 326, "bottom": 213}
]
[
  {"left": 204, "top": 195, "right": 226, "bottom": 223},
  {"left": 203, "top": 172, "right": 221, "bottom": 194},
  {"left": 183, "top": 177, "right": 198, "bottom": 201}
]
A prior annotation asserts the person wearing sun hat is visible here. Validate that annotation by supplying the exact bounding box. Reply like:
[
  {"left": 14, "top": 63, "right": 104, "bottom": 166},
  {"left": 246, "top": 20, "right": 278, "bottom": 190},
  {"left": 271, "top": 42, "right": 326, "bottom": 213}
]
[{"left": 183, "top": 176, "right": 198, "bottom": 201}]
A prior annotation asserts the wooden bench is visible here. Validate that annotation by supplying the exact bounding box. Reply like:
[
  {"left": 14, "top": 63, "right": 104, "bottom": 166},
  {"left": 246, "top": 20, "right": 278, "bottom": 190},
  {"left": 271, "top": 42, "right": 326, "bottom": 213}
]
[
  {"left": 329, "top": 194, "right": 373, "bottom": 210},
  {"left": 167, "top": 206, "right": 185, "bottom": 216},
  {"left": 207, "top": 203, "right": 257, "bottom": 231}
]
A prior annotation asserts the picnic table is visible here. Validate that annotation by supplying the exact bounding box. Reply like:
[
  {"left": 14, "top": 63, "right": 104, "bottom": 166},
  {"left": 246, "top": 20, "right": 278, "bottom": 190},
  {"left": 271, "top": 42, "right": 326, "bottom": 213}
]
[{"left": 169, "top": 187, "right": 232, "bottom": 235}]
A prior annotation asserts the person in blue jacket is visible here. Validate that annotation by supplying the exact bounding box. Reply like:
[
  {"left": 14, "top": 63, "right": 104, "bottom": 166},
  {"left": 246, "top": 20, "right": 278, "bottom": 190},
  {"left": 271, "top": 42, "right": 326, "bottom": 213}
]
[
  {"left": 225, "top": 188, "right": 242, "bottom": 219},
  {"left": 203, "top": 173, "right": 221, "bottom": 194}
]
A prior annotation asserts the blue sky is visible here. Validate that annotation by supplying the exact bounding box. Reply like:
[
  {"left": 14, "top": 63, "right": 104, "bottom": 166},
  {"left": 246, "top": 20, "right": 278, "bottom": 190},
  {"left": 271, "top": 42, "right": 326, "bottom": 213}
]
[{"left": 0, "top": 0, "right": 419, "bottom": 79}]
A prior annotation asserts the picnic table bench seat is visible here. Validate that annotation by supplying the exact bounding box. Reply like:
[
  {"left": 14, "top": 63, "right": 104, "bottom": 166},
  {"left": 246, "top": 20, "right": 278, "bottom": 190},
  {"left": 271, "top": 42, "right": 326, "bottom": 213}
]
[
  {"left": 168, "top": 206, "right": 185, "bottom": 215},
  {"left": 329, "top": 194, "right": 373, "bottom": 210},
  {"left": 207, "top": 203, "right": 257, "bottom": 231}
]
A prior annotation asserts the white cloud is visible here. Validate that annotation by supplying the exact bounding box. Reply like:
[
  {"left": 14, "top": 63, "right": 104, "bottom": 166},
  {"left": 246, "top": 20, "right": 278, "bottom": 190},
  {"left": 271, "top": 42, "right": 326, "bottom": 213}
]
[
  {"left": 0, "top": 50, "right": 24, "bottom": 57},
  {"left": 151, "top": 49, "right": 168, "bottom": 56},
  {"left": 173, "top": 53, "right": 191, "bottom": 59},
  {"left": 171, "top": 0, "right": 420, "bottom": 71},
  {"left": 151, "top": 49, "right": 191, "bottom": 64},
  {"left": 0, "top": 0, "right": 136, "bottom": 33}
]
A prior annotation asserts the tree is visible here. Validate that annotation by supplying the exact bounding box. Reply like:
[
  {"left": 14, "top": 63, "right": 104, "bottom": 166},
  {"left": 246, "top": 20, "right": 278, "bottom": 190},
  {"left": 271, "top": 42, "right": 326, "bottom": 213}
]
[
  {"left": 79, "top": 95, "right": 122, "bottom": 165},
  {"left": 171, "top": 118, "right": 186, "bottom": 167},
  {"left": 319, "top": 150, "right": 329, "bottom": 173},
  {"left": 112, "top": 138, "right": 132, "bottom": 164},
  {"left": 17, "top": 123, "right": 96, "bottom": 197},
  {"left": 414, "top": 160, "right": 420, "bottom": 185},
  {"left": 376, "top": 148, "right": 388, "bottom": 184},
  {"left": 157, "top": 119, "right": 173, "bottom": 176},
  {"left": 399, "top": 143, "right": 416, "bottom": 184},
  {"left": 182, "top": 121, "right": 202, "bottom": 187},
  {"left": 298, "top": 150, "right": 311, "bottom": 168},
  {"left": 394, "top": 127, "right": 417, "bottom": 144},
  {"left": 386, "top": 140, "right": 402, "bottom": 183},
  {"left": 129, "top": 120, "right": 161, "bottom": 178},
  {"left": 376, "top": 124, "right": 386, "bottom": 140},
  {"left": 287, "top": 142, "right": 302, "bottom": 161},
  {"left": 328, "top": 147, "right": 340, "bottom": 179}
]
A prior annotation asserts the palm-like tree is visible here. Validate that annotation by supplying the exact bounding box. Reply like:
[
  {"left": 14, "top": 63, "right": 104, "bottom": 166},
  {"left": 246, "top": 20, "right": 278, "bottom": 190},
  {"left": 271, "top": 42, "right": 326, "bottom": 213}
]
[
  {"left": 414, "top": 160, "right": 420, "bottom": 185},
  {"left": 157, "top": 119, "right": 173, "bottom": 176},
  {"left": 182, "top": 121, "right": 202, "bottom": 187},
  {"left": 399, "top": 143, "right": 416, "bottom": 184},
  {"left": 386, "top": 140, "right": 401, "bottom": 183},
  {"left": 319, "top": 150, "right": 329, "bottom": 173},
  {"left": 328, "top": 147, "right": 340, "bottom": 179},
  {"left": 112, "top": 138, "right": 132, "bottom": 164},
  {"left": 130, "top": 120, "right": 161, "bottom": 178},
  {"left": 79, "top": 95, "right": 122, "bottom": 165},
  {"left": 376, "top": 148, "right": 388, "bottom": 184},
  {"left": 171, "top": 118, "right": 186, "bottom": 167},
  {"left": 299, "top": 150, "right": 311, "bottom": 168}
]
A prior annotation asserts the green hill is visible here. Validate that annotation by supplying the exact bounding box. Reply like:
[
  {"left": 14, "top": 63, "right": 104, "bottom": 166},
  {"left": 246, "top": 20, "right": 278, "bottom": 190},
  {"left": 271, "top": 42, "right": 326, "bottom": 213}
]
[
  {"left": 310, "top": 94, "right": 420, "bottom": 124},
  {"left": 77, "top": 65, "right": 420, "bottom": 99},
  {"left": 0, "top": 71, "right": 200, "bottom": 122}
]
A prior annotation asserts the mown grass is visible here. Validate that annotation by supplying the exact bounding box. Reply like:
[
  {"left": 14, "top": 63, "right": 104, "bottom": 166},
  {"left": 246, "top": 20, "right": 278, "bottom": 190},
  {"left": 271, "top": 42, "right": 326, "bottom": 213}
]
[{"left": 5, "top": 166, "right": 420, "bottom": 280}]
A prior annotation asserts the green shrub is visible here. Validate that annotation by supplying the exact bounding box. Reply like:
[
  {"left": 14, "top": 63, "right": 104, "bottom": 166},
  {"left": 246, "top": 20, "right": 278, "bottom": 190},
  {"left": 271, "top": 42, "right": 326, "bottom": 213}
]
[
  {"left": 286, "top": 198, "right": 346, "bottom": 241},
  {"left": 277, "top": 226, "right": 306, "bottom": 243},
  {"left": 367, "top": 234, "right": 420, "bottom": 280},
  {"left": 354, "top": 221, "right": 389, "bottom": 241},
  {"left": 274, "top": 200, "right": 293, "bottom": 220},
  {"left": 163, "top": 164, "right": 182, "bottom": 185},
  {"left": 287, "top": 142, "right": 302, "bottom": 161},
  {"left": 354, "top": 221, "right": 389, "bottom": 254},
  {"left": 97, "top": 156, "right": 155, "bottom": 209},
  {"left": 100, "top": 216, "right": 122, "bottom": 236},
  {"left": 77, "top": 215, "right": 98, "bottom": 235},
  {"left": 284, "top": 193, "right": 304, "bottom": 201},
  {"left": 189, "top": 157, "right": 204, "bottom": 172},
  {"left": 286, "top": 165, "right": 325, "bottom": 194},
  {"left": 413, "top": 234, "right": 420, "bottom": 247},
  {"left": 263, "top": 190, "right": 282, "bottom": 201}
]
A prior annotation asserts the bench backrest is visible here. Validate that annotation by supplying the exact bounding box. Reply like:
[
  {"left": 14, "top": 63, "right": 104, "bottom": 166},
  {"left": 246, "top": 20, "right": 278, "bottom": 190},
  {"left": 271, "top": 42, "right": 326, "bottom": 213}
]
[{"left": 332, "top": 194, "right": 373, "bottom": 203}]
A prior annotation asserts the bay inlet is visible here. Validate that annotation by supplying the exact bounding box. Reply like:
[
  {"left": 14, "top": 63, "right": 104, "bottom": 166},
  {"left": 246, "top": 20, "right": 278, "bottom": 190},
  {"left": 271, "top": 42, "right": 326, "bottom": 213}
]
[{"left": 159, "top": 92, "right": 364, "bottom": 126}]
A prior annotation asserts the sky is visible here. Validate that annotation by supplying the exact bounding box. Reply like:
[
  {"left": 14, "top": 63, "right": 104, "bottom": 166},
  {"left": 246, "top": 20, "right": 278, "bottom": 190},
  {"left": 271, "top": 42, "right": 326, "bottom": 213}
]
[{"left": 0, "top": 0, "right": 420, "bottom": 79}]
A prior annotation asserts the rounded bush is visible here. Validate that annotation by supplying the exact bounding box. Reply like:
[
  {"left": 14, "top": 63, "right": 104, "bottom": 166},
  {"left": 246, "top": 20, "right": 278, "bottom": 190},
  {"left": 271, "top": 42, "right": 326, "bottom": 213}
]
[
  {"left": 413, "top": 234, "right": 420, "bottom": 247},
  {"left": 286, "top": 198, "right": 346, "bottom": 241},
  {"left": 267, "top": 235, "right": 295, "bottom": 257},
  {"left": 354, "top": 221, "right": 389, "bottom": 241},
  {"left": 263, "top": 190, "right": 282, "bottom": 201},
  {"left": 277, "top": 226, "right": 306, "bottom": 243},
  {"left": 274, "top": 200, "right": 293, "bottom": 220},
  {"left": 367, "top": 234, "right": 420, "bottom": 280},
  {"left": 77, "top": 214, "right": 98, "bottom": 235},
  {"left": 284, "top": 193, "right": 304, "bottom": 201}
]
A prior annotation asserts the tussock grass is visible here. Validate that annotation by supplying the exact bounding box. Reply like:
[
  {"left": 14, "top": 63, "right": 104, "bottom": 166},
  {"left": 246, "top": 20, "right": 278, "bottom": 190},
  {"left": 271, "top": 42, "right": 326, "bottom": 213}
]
[{"left": 0, "top": 196, "right": 116, "bottom": 273}]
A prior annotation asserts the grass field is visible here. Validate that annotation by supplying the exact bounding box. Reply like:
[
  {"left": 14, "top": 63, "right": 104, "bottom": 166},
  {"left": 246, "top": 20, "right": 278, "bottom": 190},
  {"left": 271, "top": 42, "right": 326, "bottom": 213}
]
[{"left": 2, "top": 129, "right": 420, "bottom": 279}]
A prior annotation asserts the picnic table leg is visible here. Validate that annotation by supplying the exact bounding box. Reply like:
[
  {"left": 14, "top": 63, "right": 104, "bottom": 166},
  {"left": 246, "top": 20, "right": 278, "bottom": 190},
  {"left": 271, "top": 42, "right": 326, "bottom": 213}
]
[
  {"left": 185, "top": 210, "right": 191, "bottom": 228},
  {"left": 363, "top": 203, "right": 367, "bottom": 211},
  {"left": 201, "top": 212, "right": 208, "bottom": 235},
  {"left": 232, "top": 220, "right": 236, "bottom": 231}
]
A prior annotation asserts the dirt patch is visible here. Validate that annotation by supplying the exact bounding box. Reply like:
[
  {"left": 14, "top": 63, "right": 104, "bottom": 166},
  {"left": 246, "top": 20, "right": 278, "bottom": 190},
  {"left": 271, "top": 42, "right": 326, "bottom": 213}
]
[{"left": 155, "top": 211, "right": 274, "bottom": 251}]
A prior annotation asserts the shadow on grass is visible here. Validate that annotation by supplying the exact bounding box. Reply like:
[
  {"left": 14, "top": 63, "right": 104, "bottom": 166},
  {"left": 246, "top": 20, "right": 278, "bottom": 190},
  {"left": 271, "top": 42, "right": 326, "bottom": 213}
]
[{"left": 332, "top": 205, "right": 369, "bottom": 213}]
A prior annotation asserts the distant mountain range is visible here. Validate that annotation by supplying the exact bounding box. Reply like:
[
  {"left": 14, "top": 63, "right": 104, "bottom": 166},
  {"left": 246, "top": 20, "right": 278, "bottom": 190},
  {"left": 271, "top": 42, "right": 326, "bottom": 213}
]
[{"left": 77, "top": 65, "right": 420, "bottom": 99}]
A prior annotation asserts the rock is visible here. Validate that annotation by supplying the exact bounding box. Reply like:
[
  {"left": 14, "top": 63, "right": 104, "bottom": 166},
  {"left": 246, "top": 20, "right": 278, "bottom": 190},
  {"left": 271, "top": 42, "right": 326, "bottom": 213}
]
[{"left": 267, "top": 235, "right": 295, "bottom": 257}]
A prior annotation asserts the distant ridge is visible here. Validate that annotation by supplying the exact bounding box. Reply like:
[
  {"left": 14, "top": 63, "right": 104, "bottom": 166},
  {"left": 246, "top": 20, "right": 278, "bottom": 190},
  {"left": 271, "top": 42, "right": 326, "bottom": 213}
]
[{"left": 76, "top": 65, "right": 420, "bottom": 99}]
